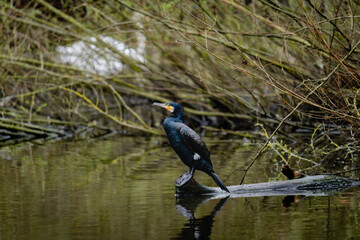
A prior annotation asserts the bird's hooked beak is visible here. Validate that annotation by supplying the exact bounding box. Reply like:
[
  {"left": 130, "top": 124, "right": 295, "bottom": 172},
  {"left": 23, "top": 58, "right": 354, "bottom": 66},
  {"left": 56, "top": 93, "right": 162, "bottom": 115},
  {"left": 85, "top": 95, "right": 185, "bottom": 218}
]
[{"left": 153, "top": 102, "right": 174, "bottom": 113}]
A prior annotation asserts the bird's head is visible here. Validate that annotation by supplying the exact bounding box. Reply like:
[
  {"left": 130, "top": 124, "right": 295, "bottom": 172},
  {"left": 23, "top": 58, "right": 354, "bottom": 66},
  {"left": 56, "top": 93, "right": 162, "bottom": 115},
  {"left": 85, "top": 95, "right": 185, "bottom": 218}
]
[{"left": 153, "top": 102, "right": 184, "bottom": 118}]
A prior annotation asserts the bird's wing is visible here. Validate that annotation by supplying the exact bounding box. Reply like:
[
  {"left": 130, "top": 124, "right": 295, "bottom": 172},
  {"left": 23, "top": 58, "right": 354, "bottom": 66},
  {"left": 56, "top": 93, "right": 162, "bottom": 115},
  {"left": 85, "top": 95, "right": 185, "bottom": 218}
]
[{"left": 179, "top": 124, "right": 211, "bottom": 161}]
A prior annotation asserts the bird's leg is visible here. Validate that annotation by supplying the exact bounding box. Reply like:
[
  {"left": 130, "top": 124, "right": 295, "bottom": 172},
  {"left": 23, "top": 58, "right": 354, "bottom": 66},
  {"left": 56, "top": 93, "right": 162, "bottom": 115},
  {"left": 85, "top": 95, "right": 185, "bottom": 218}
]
[
  {"left": 175, "top": 153, "right": 200, "bottom": 187},
  {"left": 188, "top": 165, "right": 195, "bottom": 177},
  {"left": 175, "top": 166, "right": 196, "bottom": 187}
]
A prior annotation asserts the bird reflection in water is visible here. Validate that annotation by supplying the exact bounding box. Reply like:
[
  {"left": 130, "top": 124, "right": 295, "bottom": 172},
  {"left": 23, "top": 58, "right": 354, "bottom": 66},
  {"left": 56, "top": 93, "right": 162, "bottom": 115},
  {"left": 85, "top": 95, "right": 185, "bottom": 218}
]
[
  {"left": 172, "top": 196, "right": 229, "bottom": 240},
  {"left": 282, "top": 195, "right": 305, "bottom": 208}
]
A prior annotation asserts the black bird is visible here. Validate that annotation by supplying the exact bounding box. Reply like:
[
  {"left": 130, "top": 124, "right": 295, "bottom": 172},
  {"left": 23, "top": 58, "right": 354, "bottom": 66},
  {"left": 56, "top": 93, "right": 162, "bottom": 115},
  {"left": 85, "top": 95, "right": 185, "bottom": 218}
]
[{"left": 153, "top": 102, "right": 230, "bottom": 193}]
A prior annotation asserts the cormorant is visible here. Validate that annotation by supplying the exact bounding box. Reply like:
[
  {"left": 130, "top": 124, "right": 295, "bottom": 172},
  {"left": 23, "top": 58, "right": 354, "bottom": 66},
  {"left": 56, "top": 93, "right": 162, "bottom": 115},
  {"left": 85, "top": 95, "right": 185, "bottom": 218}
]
[{"left": 153, "top": 102, "right": 230, "bottom": 193}]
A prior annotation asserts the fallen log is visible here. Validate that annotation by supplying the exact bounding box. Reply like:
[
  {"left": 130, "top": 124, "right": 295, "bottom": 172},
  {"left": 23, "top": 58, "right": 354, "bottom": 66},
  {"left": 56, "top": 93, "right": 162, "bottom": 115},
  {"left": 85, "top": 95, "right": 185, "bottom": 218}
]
[{"left": 175, "top": 175, "right": 360, "bottom": 197}]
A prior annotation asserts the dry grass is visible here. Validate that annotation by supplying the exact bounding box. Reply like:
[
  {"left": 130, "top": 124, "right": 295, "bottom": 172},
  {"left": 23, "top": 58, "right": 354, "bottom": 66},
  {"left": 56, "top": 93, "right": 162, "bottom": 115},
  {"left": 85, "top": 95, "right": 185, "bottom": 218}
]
[{"left": 0, "top": 0, "right": 359, "bottom": 157}]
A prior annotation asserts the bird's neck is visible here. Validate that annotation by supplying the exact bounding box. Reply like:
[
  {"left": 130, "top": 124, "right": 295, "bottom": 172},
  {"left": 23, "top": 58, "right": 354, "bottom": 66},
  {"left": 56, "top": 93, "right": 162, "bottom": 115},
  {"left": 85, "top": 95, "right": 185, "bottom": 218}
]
[
  {"left": 173, "top": 112, "right": 184, "bottom": 122},
  {"left": 163, "top": 113, "right": 184, "bottom": 128}
]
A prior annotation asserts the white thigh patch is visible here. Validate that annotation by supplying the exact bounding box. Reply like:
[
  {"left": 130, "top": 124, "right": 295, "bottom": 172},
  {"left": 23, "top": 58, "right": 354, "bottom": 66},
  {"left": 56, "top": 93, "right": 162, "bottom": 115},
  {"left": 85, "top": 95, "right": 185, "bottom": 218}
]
[{"left": 193, "top": 153, "right": 200, "bottom": 161}]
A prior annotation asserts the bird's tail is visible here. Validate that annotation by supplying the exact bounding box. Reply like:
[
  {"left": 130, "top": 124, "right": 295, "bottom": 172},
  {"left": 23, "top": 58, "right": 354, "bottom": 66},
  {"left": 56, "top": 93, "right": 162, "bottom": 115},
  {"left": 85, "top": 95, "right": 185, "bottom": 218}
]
[{"left": 210, "top": 171, "right": 230, "bottom": 193}]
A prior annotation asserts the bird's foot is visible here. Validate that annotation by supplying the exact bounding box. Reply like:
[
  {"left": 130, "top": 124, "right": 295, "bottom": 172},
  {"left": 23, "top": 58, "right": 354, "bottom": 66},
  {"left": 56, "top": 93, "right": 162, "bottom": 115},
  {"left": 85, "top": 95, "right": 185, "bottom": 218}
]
[{"left": 175, "top": 172, "right": 193, "bottom": 187}]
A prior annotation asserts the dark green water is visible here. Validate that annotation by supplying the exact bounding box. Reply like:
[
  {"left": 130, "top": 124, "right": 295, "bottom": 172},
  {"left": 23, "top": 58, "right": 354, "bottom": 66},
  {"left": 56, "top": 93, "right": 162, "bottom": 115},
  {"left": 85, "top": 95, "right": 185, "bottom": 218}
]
[{"left": 0, "top": 137, "right": 359, "bottom": 240}]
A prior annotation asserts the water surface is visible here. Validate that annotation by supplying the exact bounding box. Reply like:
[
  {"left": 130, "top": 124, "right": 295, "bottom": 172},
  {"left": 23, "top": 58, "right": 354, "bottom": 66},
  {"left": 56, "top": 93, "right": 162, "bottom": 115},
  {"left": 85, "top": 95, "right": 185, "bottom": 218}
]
[{"left": 0, "top": 137, "right": 359, "bottom": 239}]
